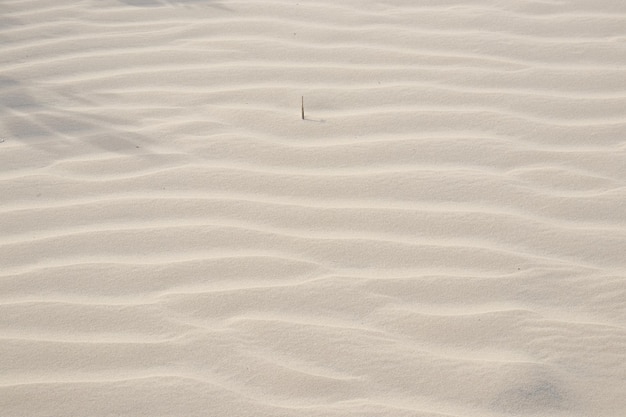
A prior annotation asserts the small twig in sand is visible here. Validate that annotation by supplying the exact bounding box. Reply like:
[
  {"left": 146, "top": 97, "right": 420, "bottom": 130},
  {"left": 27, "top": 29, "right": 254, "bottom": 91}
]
[{"left": 301, "top": 96, "right": 305, "bottom": 120}]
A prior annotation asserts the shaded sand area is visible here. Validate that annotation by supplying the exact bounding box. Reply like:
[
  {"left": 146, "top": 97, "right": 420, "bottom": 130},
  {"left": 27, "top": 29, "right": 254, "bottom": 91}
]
[{"left": 1, "top": 0, "right": 625, "bottom": 416}]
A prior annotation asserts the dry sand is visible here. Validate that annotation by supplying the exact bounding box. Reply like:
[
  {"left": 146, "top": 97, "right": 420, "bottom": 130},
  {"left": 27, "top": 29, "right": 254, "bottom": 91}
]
[{"left": 1, "top": 0, "right": 625, "bottom": 416}]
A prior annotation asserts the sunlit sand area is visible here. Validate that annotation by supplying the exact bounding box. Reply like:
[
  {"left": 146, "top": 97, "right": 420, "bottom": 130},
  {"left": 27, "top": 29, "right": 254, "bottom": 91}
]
[{"left": 1, "top": 0, "right": 625, "bottom": 416}]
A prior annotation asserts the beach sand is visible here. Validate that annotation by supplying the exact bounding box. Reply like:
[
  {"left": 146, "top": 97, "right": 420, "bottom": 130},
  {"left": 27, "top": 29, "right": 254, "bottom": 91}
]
[{"left": 1, "top": 0, "right": 625, "bottom": 415}]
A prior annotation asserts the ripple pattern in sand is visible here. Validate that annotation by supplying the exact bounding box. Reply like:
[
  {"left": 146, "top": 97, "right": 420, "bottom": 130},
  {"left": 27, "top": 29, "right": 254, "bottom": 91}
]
[{"left": 1, "top": 1, "right": 625, "bottom": 416}]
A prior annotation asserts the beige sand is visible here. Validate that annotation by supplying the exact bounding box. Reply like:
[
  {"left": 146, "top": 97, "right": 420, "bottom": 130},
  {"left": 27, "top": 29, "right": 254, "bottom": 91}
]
[{"left": 1, "top": 0, "right": 625, "bottom": 416}]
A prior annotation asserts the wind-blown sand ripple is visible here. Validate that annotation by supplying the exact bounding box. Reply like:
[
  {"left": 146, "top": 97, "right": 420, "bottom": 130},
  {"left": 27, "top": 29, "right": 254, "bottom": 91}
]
[{"left": 1, "top": 0, "right": 625, "bottom": 416}]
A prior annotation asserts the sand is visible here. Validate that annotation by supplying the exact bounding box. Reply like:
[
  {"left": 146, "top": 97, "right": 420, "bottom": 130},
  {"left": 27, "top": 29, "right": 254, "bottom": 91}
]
[{"left": 1, "top": 0, "right": 625, "bottom": 416}]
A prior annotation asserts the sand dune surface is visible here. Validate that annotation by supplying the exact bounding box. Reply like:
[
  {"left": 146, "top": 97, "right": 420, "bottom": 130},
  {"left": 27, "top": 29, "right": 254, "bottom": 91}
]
[{"left": 1, "top": 0, "right": 625, "bottom": 416}]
